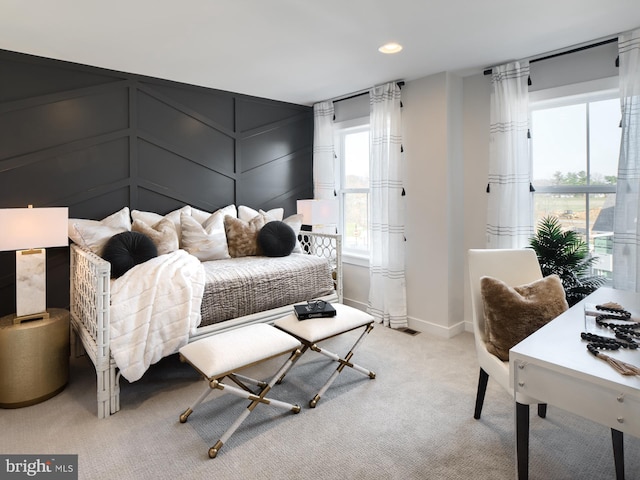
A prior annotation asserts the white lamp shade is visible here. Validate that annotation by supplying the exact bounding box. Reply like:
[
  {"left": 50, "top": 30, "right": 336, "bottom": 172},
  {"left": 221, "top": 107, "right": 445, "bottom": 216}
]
[
  {"left": 0, "top": 207, "right": 69, "bottom": 251},
  {"left": 296, "top": 199, "right": 338, "bottom": 226}
]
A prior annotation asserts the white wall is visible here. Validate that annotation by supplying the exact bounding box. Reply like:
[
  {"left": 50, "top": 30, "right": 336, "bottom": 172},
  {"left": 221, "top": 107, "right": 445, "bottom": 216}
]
[
  {"left": 461, "top": 72, "right": 492, "bottom": 332},
  {"left": 342, "top": 72, "right": 468, "bottom": 337},
  {"left": 342, "top": 38, "right": 619, "bottom": 337}
]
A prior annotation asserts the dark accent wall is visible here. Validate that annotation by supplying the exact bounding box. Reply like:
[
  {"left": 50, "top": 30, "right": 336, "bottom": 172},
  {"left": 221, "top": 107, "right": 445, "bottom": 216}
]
[{"left": 0, "top": 49, "right": 313, "bottom": 316}]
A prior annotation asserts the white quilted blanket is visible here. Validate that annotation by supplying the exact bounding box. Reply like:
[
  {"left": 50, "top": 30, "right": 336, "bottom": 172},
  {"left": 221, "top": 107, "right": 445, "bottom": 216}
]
[{"left": 109, "top": 250, "right": 205, "bottom": 382}]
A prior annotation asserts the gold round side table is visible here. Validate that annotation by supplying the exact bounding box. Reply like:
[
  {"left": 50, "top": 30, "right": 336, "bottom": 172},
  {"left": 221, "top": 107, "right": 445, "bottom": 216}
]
[{"left": 0, "top": 308, "right": 70, "bottom": 408}]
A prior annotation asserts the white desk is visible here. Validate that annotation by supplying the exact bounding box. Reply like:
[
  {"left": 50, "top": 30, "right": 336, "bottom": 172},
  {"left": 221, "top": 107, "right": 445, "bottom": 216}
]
[{"left": 510, "top": 287, "right": 640, "bottom": 480}]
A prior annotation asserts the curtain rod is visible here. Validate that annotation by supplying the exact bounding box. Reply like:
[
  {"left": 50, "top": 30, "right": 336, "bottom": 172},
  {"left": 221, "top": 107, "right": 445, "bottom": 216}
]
[
  {"left": 483, "top": 37, "right": 618, "bottom": 76},
  {"left": 332, "top": 81, "right": 405, "bottom": 103}
]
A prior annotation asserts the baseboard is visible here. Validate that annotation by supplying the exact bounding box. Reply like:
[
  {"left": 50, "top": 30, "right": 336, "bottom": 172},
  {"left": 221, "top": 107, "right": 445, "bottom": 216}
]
[
  {"left": 408, "top": 316, "right": 466, "bottom": 339},
  {"left": 342, "top": 297, "right": 368, "bottom": 312},
  {"left": 342, "top": 296, "right": 469, "bottom": 339}
]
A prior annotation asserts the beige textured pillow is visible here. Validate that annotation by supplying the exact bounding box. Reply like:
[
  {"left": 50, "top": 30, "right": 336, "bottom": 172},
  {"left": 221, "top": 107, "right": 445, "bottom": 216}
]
[
  {"left": 224, "top": 214, "right": 266, "bottom": 257},
  {"left": 180, "top": 210, "right": 230, "bottom": 261},
  {"left": 131, "top": 205, "right": 191, "bottom": 245},
  {"left": 132, "top": 218, "right": 179, "bottom": 255},
  {"left": 68, "top": 207, "right": 131, "bottom": 255},
  {"left": 480, "top": 274, "right": 568, "bottom": 361}
]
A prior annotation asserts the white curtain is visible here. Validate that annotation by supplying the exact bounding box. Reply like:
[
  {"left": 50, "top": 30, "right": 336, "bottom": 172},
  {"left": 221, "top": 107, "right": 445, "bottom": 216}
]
[
  {"left": 613, "top": 29, "right": 640, "bottom": 291},
  {"left": 486, "top": 61, "right": 533, "bottom": 249},
  {"left": 368, "top": 83, "right": 407, "bottom": 328},
  {"left": 312, "top": 101, "right": 335, "bottom": 200}
]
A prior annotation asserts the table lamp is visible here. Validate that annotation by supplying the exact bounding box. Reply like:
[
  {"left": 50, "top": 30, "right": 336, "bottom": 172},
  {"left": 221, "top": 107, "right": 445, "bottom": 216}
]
[
  {"left": 296, "top": 199, "right": 338, "bottom": 234},
  {"left": 0, "top": 206, "right": 68, "bottom": 320}
]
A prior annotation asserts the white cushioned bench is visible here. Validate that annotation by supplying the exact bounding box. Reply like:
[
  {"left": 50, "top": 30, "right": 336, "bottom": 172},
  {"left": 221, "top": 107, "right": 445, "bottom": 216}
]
[
  {"left": 178, "top": 323, "right": 303, "bottom": 458},
  {"left": 274, "top": 303, "right": 376, "bottom": 408}
]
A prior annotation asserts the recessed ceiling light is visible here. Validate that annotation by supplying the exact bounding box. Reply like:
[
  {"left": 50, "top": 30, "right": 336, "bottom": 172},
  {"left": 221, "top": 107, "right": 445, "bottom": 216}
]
[{"left": 378, "top": 42, "right": 403, "bottom": 54}]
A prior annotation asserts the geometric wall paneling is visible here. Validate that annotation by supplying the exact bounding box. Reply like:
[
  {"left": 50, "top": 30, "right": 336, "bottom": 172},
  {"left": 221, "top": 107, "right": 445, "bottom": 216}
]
[
  {"left": 140, "top": 81, "right": 235, "bottom": 132},
  {"left": 137, "top": 139, "right": 235, "bottom": 211},
  {"left": 236, "top": 96, "right": 310, "bottom": 133},
  {"left": 137, "top": 90, "right": 235, "bottom": 173},
  {"left": 136, "top": 188, "right": 201, "bottom": 217},
  {"left": 0, "top": 53, "right": 124, "bottom": 103},
  {"left": 65, "top": 187, "right": 132, "bottom": 220},
  {"left": 237, "top": 150, "right": 313, "bottom": 213},
  {"left": 2, "top": 137, "right": 130, "bottom": 209},
  {"left": 0, "top": 85, "right": 129, "bottom": 161},
  {"left": 0, "top": 48, "right": 313, "bottom": 316},
  {"left": 239, "top": 113, "right": 312, "bottom": 173}
]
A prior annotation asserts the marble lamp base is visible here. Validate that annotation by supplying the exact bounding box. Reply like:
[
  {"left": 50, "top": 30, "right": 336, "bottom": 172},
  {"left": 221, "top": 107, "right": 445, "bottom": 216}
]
[{"left": 16, "top": 249, "right": 47, "bottom": 318}]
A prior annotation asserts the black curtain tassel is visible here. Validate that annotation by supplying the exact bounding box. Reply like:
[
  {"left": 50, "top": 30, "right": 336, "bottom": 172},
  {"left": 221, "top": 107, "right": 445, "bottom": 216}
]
[
  {"left": 401, "top": 188, "right": 406, "bottom": 196},
  {"left": 528, "top": 76, "right": 532, "bottom": 86},
  {"left": 486, "top": 183, "right": 490, "bottom": 193},
  {"left": 527, "top": 129, "right": 531, "bottom": 139},
  {"left": 400, "top": 101, "right": 403, "bottom": 108},
  {"left": 333, "top": 189, "right": 337, "bottom": 196},
  {"left": 401, "top": 145, "right": 404, "bottom": 153},
  {"left": 529, "top": 182, "right": 536, "bottom": 192},
  {"left": 333, "top": 114, "right": 336, "bottom": 121}
]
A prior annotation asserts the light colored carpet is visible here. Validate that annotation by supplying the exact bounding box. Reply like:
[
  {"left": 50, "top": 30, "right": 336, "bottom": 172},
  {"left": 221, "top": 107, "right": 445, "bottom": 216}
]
[{"left": 1, "top": 326, "right": 638, "bottom": 479}]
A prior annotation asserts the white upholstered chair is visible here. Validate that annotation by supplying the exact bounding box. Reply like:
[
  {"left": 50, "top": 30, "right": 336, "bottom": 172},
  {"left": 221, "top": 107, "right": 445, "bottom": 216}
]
[
  {"left": 469, "top": 248, "right": 625, "bottom": 480},
  {"left": 467, "top": 248, "right": 547, "bottom": 420}
]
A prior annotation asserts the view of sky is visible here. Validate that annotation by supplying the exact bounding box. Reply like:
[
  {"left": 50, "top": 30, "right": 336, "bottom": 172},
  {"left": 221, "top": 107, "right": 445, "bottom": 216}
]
[{"left": 531, "top": 97, "right": 621, "bottom": 183}]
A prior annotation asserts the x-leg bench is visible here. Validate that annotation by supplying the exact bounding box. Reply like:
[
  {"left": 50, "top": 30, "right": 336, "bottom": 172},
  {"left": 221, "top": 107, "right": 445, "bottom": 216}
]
[
  {"left": 274, "top": 303, "right": 375, "bottom": 408},
  {"left": 178, "top": 323, "right": 302, "bottom": 458}
]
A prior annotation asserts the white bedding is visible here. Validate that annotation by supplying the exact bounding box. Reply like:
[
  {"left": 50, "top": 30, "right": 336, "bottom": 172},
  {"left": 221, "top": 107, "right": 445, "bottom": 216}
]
[{"left": 109, "top": 250, "right": 205, "bottom": 382}]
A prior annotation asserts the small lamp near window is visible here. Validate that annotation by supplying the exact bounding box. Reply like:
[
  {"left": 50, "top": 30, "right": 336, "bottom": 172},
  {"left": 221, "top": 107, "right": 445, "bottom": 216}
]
[
  {"left": 296, "top": 199, "right": 338, "bottom": 234},
  {"left": 0, "top": 206, "right": 68, "bottom": 320}
]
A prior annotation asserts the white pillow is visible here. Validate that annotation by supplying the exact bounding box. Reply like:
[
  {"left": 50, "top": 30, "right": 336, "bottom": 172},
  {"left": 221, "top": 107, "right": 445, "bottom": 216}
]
[
  {"left": 68, "top": 207, "right": 131, "bottom": 255},
  {"left": 238, "top": 205, "right": 284, "bottom": 222},
  {"left": 180, "top": 209, "right": 230, "bottom": 261},
  {"left": 131, "top": 205, "right": 191, "bottom": 243},
  {"left": 191, "top": 204, "right": 237, "bottom": 225},
  {"left": 132, "top": 218, "right": 179, "bottom": 256},
  {"left": 282, "top": 214, "right": 304, "bottom": 254}
]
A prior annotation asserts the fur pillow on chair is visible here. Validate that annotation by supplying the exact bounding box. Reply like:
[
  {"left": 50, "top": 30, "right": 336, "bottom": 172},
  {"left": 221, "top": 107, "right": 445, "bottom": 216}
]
[{"left": 480, "top": 274, "right": 568, "bottom": 361}]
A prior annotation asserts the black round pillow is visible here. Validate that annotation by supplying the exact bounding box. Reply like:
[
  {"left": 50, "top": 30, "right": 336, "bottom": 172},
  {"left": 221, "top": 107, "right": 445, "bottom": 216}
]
[
  {"left": 102, "top": 231, "right": 158, "bottom": 278},
  {"left": 258, "top": 221, "right": 296, "bottom": 257}
]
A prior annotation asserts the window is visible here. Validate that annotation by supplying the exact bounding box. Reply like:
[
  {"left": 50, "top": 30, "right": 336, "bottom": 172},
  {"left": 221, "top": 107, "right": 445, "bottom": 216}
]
[
  {"left": 334, "top": 117, "right": 370, "bottom": 261},
  {"left": 530, "top": 86, "right": 620, "bottom": 279}
]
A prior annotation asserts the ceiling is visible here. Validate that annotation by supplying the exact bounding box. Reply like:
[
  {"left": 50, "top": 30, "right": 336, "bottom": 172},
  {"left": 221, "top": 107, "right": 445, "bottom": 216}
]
[{"left": 1, "top": 1, "right": 639, "bottom": 106}]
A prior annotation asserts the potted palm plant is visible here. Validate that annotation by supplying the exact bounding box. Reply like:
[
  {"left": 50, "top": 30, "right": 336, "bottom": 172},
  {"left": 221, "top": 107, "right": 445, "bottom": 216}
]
[{"left": 528, "top": 215, "right": 606, "bottom": 307}]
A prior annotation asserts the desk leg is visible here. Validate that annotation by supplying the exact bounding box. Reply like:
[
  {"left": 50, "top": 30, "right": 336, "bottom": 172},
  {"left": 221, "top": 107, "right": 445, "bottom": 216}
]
[
  {"left": 516, "top": 402, "right": 530, "bottom": 480},
  {"left": 611, "top": 428, "right": 624, "bottom": 480}
]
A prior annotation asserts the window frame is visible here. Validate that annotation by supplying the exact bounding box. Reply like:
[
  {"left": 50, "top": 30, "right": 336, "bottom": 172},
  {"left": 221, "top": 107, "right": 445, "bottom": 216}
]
[
  {"left": 529, "top": 82, "right": 619, "bottom": 196},
  {"left": 333, "top": 116, "right": 370, "bottom": 266},
  {"left": 529, "top": 78, "right": 620, "bottom": 278}
]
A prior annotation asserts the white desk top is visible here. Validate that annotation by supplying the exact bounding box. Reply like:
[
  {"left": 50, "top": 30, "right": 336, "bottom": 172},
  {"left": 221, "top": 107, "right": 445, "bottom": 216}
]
[{"left": 510, "top": 287, "right": 640, "bottom": 396}]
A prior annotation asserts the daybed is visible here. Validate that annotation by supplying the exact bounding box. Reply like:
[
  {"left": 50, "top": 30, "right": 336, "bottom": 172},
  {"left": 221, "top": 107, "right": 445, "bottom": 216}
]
[{"left": 68, "top": 205, "right": 342, "bottom": 418}]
